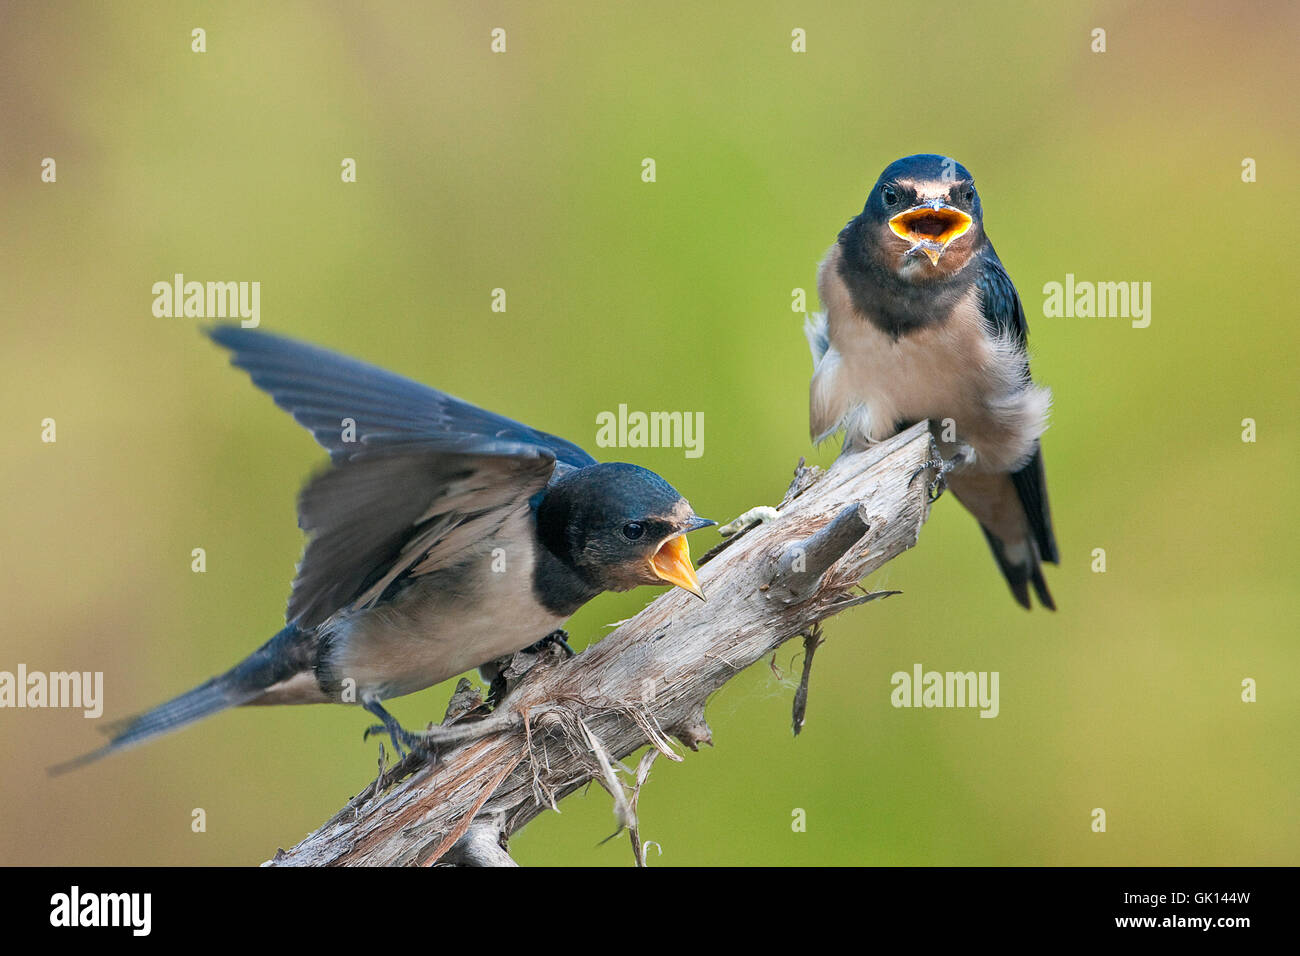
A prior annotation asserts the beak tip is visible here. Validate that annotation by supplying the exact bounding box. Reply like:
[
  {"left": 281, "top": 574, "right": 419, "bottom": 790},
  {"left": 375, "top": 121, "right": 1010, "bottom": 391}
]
[{"left": 650, "top": 533, "right": 706, "bottom": 601}]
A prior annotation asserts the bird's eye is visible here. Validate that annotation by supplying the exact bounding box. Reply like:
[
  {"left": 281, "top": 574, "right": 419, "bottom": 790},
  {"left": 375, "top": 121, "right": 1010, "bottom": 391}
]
[
  {"left": 881, "top": 185, "right": 899, "bottom": 206},
  {"left": 964, "top": 189, "right": 974, "bottom": 202},
  {"left": 622, "top": 522, "right": 645, "bottom": 541}
]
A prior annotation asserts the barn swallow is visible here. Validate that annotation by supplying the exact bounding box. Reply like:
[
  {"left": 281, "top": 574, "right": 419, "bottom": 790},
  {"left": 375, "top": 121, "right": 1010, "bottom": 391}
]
[
  {"left": 805, "top": 154, "right": 1058, "bottom": 609},
  {"left": 52, "top": 328, "right": 713, "bottom": 772}
]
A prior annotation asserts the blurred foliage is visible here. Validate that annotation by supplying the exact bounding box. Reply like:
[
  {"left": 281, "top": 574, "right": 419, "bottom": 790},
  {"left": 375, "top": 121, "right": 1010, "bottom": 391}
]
[{"left": 1, "top": 1, "right": 1296, "bottom": 865}]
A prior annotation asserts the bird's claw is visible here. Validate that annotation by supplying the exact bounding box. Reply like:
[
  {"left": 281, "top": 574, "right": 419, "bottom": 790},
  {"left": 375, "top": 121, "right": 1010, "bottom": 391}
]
[
  {"left": 909, "top": 446, "right": 975, "bottom": 502},
  {"left": 718, "top": 505, "right": 781, "bottom": 537},
  {"left": 523, "top": 628, "right": 576, "bottom": 658},
  {"left": 362, "top": 701, "right": 435, "bottom": 761},
  {"left": 910, "top": 457, "right": 949, "bottom": 501},
  {"left": 362, "top": 723, "right": 429, "bottom": 759},
  {"left": 362, "top": 722, "right": 396, "bottom": 749}
]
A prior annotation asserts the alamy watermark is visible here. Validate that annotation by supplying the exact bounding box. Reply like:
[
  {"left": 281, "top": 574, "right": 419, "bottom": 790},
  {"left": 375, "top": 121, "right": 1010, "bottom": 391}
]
[
  {"left": 0, "top": 665, "right": 102, "bottom": 717},
  {"left": 1042, "top": 273, "right": 1151, "bottom": 328},
  {"left": 890, "top": 663, "right": 999, "bottom": 718},
  {"left": 151, "top": 273, "right": 260, "bottom": 327},
  {"left": 595, "top": 404, "right": 703, "bottom": 458},
  {"left": 50, "top": 886, "right": 150, "bottom": 936}
]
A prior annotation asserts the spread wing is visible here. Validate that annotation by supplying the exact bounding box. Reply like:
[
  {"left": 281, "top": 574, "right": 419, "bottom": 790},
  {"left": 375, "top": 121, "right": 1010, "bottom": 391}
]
[
  {"left": 206, "top": 325, "right": 596, "bottom": 468},
  {"left": 975, "top": 249, "right": 1059, "bottom": 565},
  {"left": 206, "top": 326, "right": 596, "bottom": 627}
]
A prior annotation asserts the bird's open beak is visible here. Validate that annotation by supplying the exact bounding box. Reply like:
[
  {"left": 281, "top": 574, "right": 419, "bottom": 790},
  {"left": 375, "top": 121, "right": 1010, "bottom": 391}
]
[
  {"left": 888, "top": 200, "right": 973, "bottom": 265},
  {"left": 649, "top": 516, "right": 714, "bottom": 600}
]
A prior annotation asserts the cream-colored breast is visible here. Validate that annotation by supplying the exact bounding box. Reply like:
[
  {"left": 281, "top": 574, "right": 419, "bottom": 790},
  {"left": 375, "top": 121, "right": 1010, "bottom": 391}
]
[
  {"left": 324, "top": 506, "right": 568, "bottom": 701},
  {"left": 811, "top": 245, "right": 1050, "bottom": 472}
]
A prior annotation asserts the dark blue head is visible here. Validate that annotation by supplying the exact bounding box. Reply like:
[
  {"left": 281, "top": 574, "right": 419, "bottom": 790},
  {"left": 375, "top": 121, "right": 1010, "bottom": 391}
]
[
  {"left": 844, "top": 154, "right": 986, "bottom": 282},
  {"left": 536, "top": 463, "right": 714, "bottom": 598}
]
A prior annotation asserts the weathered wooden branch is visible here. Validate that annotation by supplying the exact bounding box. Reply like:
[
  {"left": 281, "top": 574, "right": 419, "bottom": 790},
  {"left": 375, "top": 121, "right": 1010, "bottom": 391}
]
[{"left": 264, "top": 422, "right": 937, "bottom": 866}]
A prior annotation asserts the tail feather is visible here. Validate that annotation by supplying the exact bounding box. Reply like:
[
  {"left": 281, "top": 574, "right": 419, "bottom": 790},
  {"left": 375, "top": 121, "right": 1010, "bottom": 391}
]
[
  {"left": 980, "top": 527, "right": 1056, "bottom": 611},
  {"left": 49, "top": 625, "right": 307, "bottom": 775},
  {"left": 1010, "top": 446, "right": 1058, "bottom": 564}
]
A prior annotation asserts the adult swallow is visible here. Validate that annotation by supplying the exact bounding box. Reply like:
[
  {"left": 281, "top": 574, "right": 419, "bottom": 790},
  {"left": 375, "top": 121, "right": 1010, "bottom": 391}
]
[
  {"left": 53, "top": 328, "right": 713, "bottom": 772},
  {"left": 805, "top": 154, "right": 1058, "bottom": 609}
]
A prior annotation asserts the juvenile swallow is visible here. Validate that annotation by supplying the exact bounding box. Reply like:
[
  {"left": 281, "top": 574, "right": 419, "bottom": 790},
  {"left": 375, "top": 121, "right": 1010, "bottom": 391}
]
[
  {"left": 53, "top": 328, "right": 713, "bottom": 772},
  {"left": 806, "top": 154, "right": 1058, "bottom": 609}
]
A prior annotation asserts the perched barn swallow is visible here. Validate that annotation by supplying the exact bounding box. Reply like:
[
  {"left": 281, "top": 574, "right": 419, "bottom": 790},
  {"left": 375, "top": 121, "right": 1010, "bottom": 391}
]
[
  {"left": 53, "top": 328, "right": 713, "bottom": 772},
  {"left": 805, "top": 154, "right": 1058, "bottom": 609}
]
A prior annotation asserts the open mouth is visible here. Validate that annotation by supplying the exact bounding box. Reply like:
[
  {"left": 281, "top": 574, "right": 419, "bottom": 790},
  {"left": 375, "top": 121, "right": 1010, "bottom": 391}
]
[
  {"left": 649, "top": 533, "right": 705, "bottom": 600},
  {"left": 888, "top": 204, "right": 973, "bottom": 265}
]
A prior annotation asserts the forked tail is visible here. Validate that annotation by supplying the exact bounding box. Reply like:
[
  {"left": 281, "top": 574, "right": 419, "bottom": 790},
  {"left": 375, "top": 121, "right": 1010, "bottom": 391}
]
[{"left": 49, "top": 624, "right": 307, "bottom": 775}]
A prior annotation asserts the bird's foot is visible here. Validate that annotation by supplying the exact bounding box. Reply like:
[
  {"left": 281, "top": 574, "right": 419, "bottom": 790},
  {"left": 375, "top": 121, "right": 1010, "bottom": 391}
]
[
  {"left": 483, "top": 632, "right": 573, "bottom": 710},
  {"left": 361, "top": 723, "right": 420, "bottom": 757},
  {"left": 362, "top": 699, "right": 436, "bottom": 762},
  {"left": 718, "top": 505, "right": 782, "bottom": 538},
  {"left": 909, "top": 445, "right": 976, "bottom": 502},
  {"left": 522, "top": 628, "right": 576, "bottom": 658}
]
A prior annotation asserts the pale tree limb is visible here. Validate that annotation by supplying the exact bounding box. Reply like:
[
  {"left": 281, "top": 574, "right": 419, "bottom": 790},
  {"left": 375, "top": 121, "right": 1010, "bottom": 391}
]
[{"left": 263, "top": 423, "right": 938, "bottom": 867}]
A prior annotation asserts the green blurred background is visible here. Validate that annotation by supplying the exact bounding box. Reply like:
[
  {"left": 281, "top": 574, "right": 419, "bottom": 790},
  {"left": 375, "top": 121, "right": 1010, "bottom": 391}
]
[{"left": 2, "top": 0, "right": 1296, "bottom": 866}]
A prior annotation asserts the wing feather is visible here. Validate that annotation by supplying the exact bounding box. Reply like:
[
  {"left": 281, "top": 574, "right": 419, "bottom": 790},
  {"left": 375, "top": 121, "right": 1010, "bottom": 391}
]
[
  {"left": 289, "top": 445, "right": 555, "bottom": 628},
  {"left": 204, "top": 327, "right": 589, "bottom": 627},
  {"left": 976, "top": 248, "right": 1058, "bottom": 564},
  {"left": 207, "top": 326, "right": 596, "bottom": 468}
]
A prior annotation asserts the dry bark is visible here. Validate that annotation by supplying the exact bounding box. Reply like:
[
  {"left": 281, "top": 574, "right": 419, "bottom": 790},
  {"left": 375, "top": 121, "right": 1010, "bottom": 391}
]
[{"left": 264, "top": 422, "right": 937, "bottom": 866}]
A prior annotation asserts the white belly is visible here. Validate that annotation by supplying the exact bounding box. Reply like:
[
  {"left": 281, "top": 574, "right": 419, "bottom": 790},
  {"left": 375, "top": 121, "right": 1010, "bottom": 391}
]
[{"left": 812, "top": 292, "right": 1049, "bottom": 472}]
